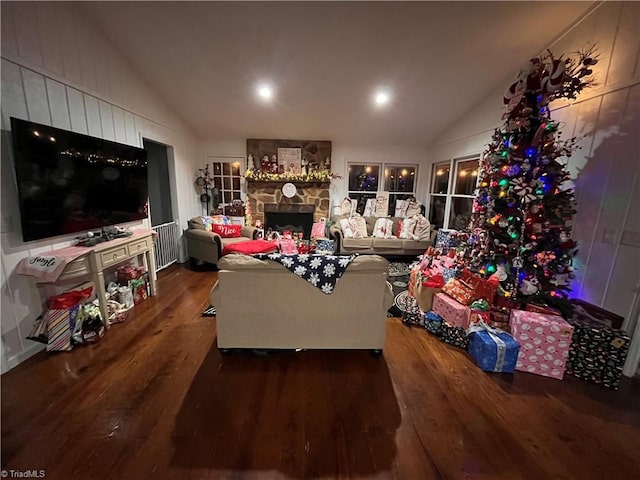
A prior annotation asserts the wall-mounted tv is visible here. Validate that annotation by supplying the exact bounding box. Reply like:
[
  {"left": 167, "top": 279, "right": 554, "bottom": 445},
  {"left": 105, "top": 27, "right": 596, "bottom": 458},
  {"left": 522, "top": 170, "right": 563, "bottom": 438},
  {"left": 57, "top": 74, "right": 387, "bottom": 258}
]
[{"left": 10, "top": 117, "right": 149, "bottom": 242}]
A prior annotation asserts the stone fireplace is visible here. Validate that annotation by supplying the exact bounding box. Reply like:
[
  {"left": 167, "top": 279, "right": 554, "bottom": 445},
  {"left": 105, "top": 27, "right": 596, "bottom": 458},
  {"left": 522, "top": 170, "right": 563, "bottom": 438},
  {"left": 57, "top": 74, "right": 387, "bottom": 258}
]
[{"left": 246, "top": 181, "right": 330, "bottom": 238}]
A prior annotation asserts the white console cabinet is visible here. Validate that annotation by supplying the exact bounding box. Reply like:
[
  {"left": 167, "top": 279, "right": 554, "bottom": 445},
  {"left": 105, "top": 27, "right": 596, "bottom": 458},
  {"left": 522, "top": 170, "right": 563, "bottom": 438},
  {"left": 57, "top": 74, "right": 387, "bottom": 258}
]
[{"left": 38, "top": 231, "right": 157, "bottom": 327}]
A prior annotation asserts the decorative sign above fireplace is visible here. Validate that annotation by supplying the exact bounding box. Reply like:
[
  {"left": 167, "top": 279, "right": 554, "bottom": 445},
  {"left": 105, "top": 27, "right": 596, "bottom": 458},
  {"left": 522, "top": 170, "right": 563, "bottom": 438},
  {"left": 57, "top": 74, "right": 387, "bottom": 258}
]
[{"left": 245, "top": 138, "right": 332, "bottom": 182}]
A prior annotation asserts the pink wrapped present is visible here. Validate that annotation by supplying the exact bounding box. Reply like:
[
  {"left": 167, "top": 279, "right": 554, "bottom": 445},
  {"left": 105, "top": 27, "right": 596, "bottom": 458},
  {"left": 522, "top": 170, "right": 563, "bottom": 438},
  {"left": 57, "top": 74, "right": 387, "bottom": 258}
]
[
  {"left": 510, "top": 309, "right": 574, "bottom": 380},
  {"left": 432, "top": 292, "right": 470, "bottom": 329},
  {"left": 278, "top": 238, "right": 298, "bottom": 254}
]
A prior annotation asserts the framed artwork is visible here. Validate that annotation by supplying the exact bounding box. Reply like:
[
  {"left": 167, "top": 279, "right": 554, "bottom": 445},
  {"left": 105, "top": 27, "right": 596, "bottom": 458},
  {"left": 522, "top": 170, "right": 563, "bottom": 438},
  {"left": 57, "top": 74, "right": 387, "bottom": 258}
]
[{"left": 278, "top": 148, "right": 302, "bottom": 174}]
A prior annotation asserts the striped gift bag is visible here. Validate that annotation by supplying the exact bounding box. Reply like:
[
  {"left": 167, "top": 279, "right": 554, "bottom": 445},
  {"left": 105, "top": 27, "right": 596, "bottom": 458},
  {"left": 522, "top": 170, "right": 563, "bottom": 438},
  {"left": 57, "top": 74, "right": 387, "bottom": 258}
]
[{"left": 45, "top": 305, "right": 80, "bottom": 352}]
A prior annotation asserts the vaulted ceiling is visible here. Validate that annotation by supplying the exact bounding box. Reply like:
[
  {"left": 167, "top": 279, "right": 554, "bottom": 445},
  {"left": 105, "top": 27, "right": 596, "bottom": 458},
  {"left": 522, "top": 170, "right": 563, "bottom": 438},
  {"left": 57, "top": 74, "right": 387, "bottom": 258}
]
[{"left": 80, "top": 1, "right": 595, "bottom": 146}]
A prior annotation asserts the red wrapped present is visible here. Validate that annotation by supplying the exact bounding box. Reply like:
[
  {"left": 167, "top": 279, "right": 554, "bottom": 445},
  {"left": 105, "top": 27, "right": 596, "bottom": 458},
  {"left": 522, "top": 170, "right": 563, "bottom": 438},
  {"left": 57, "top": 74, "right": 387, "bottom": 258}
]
[
  {"left": 469, "top": 310, "right": 491, "bottom": 326},
  {"left": 494, "top": 295, "right": 522, "bottom": 311},
  {"left": 442, "top": 278, "right": 475, "bottom": 306},
  {"left": 116, "top": 264, "right": 145, "bottom": 284},
  {"left": 459, "top": 269, "right": 498, "bottom": 304}
]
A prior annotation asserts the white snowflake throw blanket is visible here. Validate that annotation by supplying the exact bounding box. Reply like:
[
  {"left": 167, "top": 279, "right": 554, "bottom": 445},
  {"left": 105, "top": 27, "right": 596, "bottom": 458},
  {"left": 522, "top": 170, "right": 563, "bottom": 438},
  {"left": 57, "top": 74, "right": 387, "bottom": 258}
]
[{"left": 252, "top": 253, "right": 359, "bottom": 294}]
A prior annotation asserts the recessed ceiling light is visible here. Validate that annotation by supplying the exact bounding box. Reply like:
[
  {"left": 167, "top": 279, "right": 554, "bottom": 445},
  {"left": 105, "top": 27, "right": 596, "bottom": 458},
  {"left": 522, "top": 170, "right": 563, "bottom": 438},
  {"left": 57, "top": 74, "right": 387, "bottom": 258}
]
[
  {"left": 373, "top": 88, "right": 391, "bottom": 107},
  {"left": 256, "top": 83, "right": 274, "bottom": 101}
]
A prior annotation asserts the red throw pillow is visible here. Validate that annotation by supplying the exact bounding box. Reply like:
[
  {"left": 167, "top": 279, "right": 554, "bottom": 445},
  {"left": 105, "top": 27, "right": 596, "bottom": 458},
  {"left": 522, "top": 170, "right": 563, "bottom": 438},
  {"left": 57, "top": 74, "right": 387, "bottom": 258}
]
[{"left": 211, "top": 224, "right": 242, "bottom": 238}]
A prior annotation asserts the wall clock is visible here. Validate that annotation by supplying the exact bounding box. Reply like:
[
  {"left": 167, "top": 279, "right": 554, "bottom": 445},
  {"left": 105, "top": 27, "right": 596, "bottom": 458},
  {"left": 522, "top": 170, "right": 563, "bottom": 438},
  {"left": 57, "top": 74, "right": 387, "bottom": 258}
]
[{"left": 282, "top": 182, "right": 297, "bottom": 198}]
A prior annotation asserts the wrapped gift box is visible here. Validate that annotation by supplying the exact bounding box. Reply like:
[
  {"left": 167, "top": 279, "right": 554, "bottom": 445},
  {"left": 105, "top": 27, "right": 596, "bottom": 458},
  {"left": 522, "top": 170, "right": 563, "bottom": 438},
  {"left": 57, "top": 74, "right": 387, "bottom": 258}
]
[
  {"left": 565, "top": 314, "right": 630, "bottom": 390},
  {"left": 442, "top": 278, "right": 475, "bottom": 306},
  {"left": 469, "top": 310, "right": 491, "bottom": 326},
  {"left": 459, "top": 269, "right": 498, "bottom": 304},
  {"left": 424, "top": 311, "right": 444, "bottom": 336},
  {"left": 510, "top": 309, "right": 574, "bottom": 380},
  {"left": 570, "top": 299, "right": 624, "bottom": 329},
  {"left": 441, "top": 321, "right": 469, "bottom": 349},
  {"left": 401, "top": 309, "right": 423, "bottom": 327},
  {"left": 432, "top": 292, "right": 471, "bottom": 329},
  {"left": 489, "top": 309, "right": 511, "bottom": 332},
  {"left": 468, "top": 325, "right": 520, "bottom": 373},
  {"left": 116, "top": 264, "right": 145, "bottom": 284},
  {"left": 435, "top": 229, "right": 462, "bottom": 250}
]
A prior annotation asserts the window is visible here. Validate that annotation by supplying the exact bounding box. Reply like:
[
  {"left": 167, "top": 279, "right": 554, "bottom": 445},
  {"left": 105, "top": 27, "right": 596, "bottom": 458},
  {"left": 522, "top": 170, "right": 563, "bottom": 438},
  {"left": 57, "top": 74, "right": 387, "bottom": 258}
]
[
  {"left": 208, "top": 158, "right": 243, "bottom": 206},
  {"left": 347, "top": 163, "right": 418, "bottom": 216},
  {"left": 427, "top": 156, "right": 479, "bottom": 229}
]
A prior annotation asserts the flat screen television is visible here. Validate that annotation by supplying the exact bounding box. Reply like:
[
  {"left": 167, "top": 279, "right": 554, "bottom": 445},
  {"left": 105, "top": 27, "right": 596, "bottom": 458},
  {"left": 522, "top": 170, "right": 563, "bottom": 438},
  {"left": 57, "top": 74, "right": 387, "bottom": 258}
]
[{"left": 10, "top": 117, "right": 149, "bottom": 242}]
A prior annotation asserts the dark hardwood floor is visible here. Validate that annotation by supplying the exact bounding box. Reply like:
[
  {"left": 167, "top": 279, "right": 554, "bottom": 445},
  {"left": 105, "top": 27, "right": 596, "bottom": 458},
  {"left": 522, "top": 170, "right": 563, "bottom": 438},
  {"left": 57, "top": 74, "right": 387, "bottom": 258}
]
[{"left": 2, "top": 263, "right": 640, "bottom": 480}]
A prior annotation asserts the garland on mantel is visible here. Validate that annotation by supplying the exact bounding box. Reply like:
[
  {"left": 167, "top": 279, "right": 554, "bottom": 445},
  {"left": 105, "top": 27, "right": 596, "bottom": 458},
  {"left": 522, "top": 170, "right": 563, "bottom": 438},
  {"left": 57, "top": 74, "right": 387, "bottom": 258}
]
[{"left": 244, "top": 168, "right": 340, "bottom": 182}]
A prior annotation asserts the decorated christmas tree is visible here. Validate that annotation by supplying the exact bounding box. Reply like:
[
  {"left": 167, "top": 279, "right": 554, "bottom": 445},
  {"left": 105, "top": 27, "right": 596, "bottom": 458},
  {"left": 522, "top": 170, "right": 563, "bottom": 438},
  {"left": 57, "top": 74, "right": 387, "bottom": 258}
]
[{"left": 466, "top": 46, "right": 597, "bottom": 301}]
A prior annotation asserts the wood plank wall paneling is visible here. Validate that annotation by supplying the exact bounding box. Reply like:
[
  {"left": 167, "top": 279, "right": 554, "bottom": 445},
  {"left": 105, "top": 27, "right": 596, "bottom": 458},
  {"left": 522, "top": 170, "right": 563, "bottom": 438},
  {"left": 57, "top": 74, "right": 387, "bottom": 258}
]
[
  {"left": 45, "top": 78, "right": 71, "bottom": 130},
  {"left": 66, "top": 87, "right": 88, "bottom": 134},
  {"left": 0, "top": 2, "right": 201, "bottom": 373}
]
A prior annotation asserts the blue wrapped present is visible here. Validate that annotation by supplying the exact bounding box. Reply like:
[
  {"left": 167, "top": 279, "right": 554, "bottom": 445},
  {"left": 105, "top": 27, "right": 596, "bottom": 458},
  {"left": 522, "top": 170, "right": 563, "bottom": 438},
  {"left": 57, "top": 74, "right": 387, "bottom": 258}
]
[
  {"left": 435, "top": 229, "right": 461, "bottom": 250},
  {"left": 467, "top": 323, "right": 520, "bottom": 373},
  {"left": 424, "top": 311, "right": 443, "bottom": 336}
]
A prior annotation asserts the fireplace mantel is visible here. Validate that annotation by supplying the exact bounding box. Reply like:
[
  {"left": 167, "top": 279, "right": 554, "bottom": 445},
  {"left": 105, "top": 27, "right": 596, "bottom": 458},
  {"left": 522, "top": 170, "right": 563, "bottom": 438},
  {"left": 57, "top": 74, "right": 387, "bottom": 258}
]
[{"left": 246, "top": 179, "right": 330, "bottom": 187}]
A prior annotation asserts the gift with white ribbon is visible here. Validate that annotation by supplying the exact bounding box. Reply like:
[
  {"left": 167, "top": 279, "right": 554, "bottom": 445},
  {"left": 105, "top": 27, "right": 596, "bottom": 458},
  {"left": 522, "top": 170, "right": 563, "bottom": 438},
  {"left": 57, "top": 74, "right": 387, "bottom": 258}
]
[{"left": 467, "top": 321, "right": 520, "bottom": 373}]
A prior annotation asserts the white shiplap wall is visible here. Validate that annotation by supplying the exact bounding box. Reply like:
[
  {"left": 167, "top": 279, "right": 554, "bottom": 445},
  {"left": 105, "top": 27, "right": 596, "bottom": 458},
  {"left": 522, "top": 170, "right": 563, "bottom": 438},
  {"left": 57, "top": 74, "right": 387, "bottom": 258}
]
[
  {"left": 428, "top": 1, "right": 640, "bottom": 375},
  {"left": 0, "top": 2, "right": 201, "bottom": 373}
]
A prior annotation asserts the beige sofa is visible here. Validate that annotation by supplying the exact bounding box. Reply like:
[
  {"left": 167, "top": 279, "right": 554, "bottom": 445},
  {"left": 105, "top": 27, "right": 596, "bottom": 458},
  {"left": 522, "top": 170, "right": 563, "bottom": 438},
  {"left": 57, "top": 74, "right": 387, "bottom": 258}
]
[
  {"left": 184, "top": 217, "right": 256, "bottom": 266},
  {"left": 210, "top": 254, "right": 393, "bottom": 352},
  {"left": 329, "top": 216, "right": 436, "bottom": 256}
]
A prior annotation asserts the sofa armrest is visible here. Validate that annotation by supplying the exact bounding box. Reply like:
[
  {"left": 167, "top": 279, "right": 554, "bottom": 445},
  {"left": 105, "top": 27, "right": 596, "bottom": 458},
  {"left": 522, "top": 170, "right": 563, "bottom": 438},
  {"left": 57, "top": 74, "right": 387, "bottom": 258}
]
[
  {"left": 184, "top": 228, "right": 223, "bottom": 264},
  {"left": 329, "top": 224, "right": 343, "bottom": 239},
  {"left": 184, "top": 228, "right": 220, "bottom": 243},
  {"left": 329, "top": 225, "right": 343, "bottom": 252},
  {"left": 241, "top": 225, "right": 257, "bottom": 239}
]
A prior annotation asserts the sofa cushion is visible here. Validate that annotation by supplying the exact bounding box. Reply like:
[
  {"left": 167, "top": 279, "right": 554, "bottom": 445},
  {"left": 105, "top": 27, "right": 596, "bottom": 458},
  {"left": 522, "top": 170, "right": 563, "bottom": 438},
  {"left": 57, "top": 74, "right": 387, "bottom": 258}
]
[
  {"left": 372, "top": 238, "right": 403, "bottom": 249},
  {"left": 402, "top": 239, "right": 431, "bottom": 251},
  {"left": 342, "top": 237, "right": 373, "bottom": 249}
]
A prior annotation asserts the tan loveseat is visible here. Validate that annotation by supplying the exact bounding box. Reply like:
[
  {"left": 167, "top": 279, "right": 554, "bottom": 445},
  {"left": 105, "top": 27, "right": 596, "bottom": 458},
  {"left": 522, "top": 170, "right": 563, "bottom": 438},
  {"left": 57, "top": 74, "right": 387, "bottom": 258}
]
[
  {"left": 210, "top": 254, "right": 393, "bottom": 352},
  {"left": 184, "top": 217, "right": 256, "bottom": 266},
  {"left": 329, "top": 216, "right": 436, "bottom": 256}
]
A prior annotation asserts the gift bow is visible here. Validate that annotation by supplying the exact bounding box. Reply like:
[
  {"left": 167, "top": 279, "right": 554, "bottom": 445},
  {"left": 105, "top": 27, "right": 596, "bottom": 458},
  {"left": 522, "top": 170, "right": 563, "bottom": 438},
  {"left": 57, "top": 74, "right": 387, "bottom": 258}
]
[{"left": 467, "top": 321, "right": 508, "bottom": 372}]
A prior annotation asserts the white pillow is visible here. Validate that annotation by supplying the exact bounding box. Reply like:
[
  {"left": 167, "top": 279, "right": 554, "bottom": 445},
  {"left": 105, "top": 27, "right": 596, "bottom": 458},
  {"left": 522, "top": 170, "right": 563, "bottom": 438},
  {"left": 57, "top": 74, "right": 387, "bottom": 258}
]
[
  {"left": 399, "top": 217, "right": 417, "bottom": 239},
  {"left": 405, "top": 197, "right": 422, "bottom": 217},
  {"left": 411, "top": 214, "right": 431, "bottom": 241},
  {"left": 339, "top": 218, "right": 356, "bottom": 238},
  {"left": 394, "top": 200, "right": 408, "bottom": 218},
  {"left": 373, "top": 218, "right": 395, "bottom": 238},
  {"left": 348, "top": 216, "right": 368, "bottom": 238},
  {"left": 340, "top": 197, "right": 353, "bottom": 216}
]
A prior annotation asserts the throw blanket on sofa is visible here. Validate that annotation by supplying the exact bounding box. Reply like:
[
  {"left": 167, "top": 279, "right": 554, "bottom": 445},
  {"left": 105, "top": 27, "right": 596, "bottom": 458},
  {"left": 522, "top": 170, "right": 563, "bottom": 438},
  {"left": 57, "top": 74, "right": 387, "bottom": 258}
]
[{"left": 252, "top": 253, "right": 358, "bottom": 294}]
